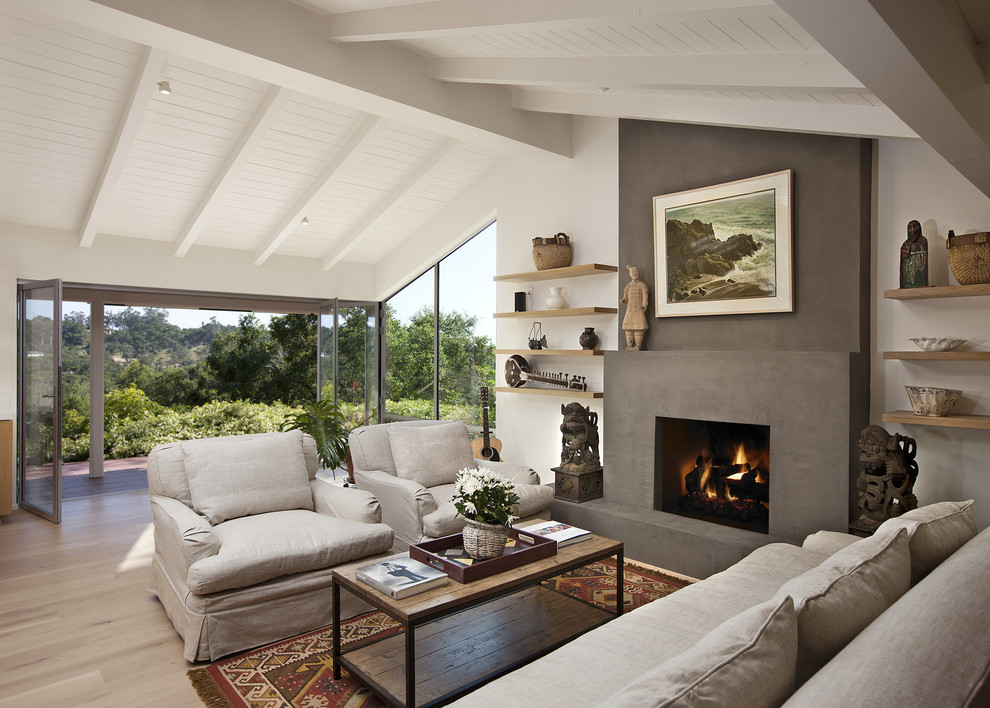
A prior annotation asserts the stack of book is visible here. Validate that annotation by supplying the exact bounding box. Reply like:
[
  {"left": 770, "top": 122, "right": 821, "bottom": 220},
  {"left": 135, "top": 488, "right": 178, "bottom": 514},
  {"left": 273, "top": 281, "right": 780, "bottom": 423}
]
[
  {"left": 355, "top": 556, "right": 448, "bottom": 599},
  {"left": 516, "top": 521, "right": 591, "bottom": 547}
]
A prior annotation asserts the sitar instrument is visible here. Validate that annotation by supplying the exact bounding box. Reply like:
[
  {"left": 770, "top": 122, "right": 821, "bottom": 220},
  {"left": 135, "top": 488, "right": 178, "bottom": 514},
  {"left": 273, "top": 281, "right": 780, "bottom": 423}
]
[{"left": 504, "top": 354, "right": 588, "bottom": 391}]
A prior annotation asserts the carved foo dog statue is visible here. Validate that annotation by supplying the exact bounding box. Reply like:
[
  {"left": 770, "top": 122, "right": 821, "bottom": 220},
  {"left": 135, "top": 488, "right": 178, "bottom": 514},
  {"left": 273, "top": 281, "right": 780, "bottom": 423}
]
[
  {"left": 559, "top": 402, "right": 601, "bottom": 473},
  {"left": 856, "top": 424, "right": 919, "bottom": 526}
]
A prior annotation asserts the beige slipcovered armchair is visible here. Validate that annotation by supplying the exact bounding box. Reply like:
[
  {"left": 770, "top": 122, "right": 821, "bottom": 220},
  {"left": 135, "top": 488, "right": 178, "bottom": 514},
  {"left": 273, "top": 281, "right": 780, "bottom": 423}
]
[
  {"left": 348, "top": 420, "right": 554, "bottom": 546},
  {"left": 148, "top": 430, "right": 395, "bottom": 661}
]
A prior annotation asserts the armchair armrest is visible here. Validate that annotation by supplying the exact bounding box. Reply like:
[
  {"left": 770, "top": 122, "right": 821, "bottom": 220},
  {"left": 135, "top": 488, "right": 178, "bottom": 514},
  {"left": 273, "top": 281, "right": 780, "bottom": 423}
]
[
  {"left": 150, "top": 495, "right": 219, "bottom": 576},
  {"left": 477, "top": 458, "right": 540, "bottom": 485},
  {"left": 310, "top": 479, "right": 382, "bottom": 524},
  {"left": 802, "top": 530, "right": 861, "bottom": 556},
  {"left": 353, "top": 469, "right": 437, "bottom": 545}
]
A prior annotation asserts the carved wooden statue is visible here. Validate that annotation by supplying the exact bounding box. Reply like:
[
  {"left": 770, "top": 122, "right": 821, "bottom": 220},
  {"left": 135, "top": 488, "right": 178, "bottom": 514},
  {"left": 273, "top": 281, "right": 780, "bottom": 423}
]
[
  {"left": 899, "top": 219, "right": 929, "bottom": 288},
  {"left": 559, "top": 402, "right": 601, "bottom": 473},
  {"left": 621, "top": 264, "right": 649, "bottom": 350},
  {"left": 856, "top": 424, "right": 919, "bottom": 525}
]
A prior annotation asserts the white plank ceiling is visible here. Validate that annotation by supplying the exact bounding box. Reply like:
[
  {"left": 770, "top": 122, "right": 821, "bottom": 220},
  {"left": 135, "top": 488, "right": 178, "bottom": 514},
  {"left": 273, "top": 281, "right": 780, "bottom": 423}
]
[{"left": 1, "top": 0, "right": 989, "bottom": 277}]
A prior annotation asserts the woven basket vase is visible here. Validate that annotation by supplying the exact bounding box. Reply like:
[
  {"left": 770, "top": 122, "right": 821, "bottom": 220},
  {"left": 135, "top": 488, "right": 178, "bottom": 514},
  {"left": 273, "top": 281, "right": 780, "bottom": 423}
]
[
  {"left": 532, "top": 233, "right": 572, "bottom": 271},
  {"left": 462, "top": 519, "right": 508, "bottom": 559},
  {"left": 947, "top": 231, "right": 990, "bottom": 285}
]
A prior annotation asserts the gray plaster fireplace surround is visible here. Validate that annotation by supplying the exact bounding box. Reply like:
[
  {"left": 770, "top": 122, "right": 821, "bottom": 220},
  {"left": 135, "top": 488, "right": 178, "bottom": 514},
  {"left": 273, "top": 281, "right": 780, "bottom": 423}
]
[{"left": 551, "top": 120, "right": 872, "bottom": 579}]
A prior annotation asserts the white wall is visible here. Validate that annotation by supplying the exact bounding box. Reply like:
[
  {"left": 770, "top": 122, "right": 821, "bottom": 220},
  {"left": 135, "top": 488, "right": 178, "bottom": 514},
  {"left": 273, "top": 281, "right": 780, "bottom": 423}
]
[
  {"left": 0, "top": 225, "right": 374, "bottom": 509},
  {"left": 374, "top": 117, "right": 619, "bottom": 482},
  {"left": 492, "top": 118, "right": 619, "bottom": 481},
  {"left": 874, "top": 140, "right": 990, "bottom": 531}
]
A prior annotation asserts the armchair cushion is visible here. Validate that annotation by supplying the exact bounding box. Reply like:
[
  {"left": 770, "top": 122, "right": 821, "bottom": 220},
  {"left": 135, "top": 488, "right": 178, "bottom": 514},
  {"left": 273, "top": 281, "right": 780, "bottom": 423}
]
[
  {"left": 186, "top": 510, "right": 395, "bottom": 594},
  {"left": 388, "top": 422, "right": 475, "bottom": 488},
  {"left": 423, "top": 484, "right": 463, "bottom": 538},
  {"left": 184, "top": 429, "right": 313, "bottom": 524},
  {"left": 421, "top": 482, "right": 556, "bottom": 539}
]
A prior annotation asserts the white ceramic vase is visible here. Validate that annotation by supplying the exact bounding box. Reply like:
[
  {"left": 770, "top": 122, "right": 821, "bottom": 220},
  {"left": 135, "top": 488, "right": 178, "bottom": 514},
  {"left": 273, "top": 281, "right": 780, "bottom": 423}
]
[{"left": 546, "top": 286, "right": 566, "bottom": 309}]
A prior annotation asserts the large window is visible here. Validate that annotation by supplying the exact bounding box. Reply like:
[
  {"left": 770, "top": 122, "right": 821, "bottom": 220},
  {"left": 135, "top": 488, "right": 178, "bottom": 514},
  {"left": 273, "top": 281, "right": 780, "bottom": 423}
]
[{"left": 385, "top": 222, "right": 496, "bottom": 430}]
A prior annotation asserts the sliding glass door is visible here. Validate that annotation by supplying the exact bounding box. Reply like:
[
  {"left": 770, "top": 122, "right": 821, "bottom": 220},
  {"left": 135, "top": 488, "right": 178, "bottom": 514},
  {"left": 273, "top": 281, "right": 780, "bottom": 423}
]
[
  {"left": 18, "top": 280, "right": 63, "bottom": 523},
  {"left": 318, "top": 300, "right": 381, "bottom": 429}
]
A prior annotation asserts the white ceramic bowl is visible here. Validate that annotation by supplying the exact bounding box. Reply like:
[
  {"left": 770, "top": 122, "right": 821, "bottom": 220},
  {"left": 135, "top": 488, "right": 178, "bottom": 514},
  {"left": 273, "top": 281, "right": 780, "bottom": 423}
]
[
  {"left": 905, "top": 386, "right": 962, "bottom": 417},
  {"left": 909, "top": 337, "right": 966, "bottom": 352}
]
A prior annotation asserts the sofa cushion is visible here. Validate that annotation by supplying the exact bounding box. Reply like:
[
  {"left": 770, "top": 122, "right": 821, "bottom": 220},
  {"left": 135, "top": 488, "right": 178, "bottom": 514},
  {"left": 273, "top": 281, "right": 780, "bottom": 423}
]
[
  {"left": 773, "top": 527, "right": 910, "bottom": 684},
  {"left": 875, "top": 499, "right": 976, "bottom": 584},
  {"left": 445, "top": 543, "right": 826, "bottom": 708},
  {"left": 388, "top": 422, "right": 476, "bottom": 487},
  {"left": 187, "top": 510, "right": 394, "bottom": 594},
  {"left": 782, "top": 526, "right": 990, "bottom": 708},
  {"left": 598, "top": 596, "right": 797, "bottom": 708},
  {"left": 184, "top": 430, "right": 313, "bottom": 524}
]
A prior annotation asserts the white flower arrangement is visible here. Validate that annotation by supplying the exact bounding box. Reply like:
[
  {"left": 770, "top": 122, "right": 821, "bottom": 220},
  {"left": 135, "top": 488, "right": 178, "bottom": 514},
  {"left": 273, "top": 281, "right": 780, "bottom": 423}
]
[{"left": 452, "top": 467, "right": 520, "bottom": 526}]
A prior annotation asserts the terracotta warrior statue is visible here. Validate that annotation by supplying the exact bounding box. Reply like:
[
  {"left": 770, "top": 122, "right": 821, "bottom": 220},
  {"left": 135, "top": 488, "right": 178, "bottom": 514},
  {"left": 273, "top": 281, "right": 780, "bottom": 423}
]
[
  {"left": 620, "top": 264, "right": 649, "bottom": 350},
  {"left": 856, "top": 424, "right": 919, "bottom": 525},
  {"left": 899, "top": 220, "right": 928, "bottom": 288}
]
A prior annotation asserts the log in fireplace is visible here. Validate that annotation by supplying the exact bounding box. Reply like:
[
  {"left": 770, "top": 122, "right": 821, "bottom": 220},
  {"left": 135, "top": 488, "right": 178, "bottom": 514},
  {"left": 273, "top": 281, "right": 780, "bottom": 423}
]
[{"left": 657, "top": 417, "right": 770, "bottom": 534}]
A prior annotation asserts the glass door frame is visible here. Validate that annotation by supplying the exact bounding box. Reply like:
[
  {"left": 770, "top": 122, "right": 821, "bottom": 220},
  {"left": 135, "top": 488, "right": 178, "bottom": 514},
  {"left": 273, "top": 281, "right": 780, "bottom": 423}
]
[
  {"left": 17, "top": 279, "right": 63, "bottom": 523},
  {"left": 318, "top": 299, "right": 384, "bottom": 424}
]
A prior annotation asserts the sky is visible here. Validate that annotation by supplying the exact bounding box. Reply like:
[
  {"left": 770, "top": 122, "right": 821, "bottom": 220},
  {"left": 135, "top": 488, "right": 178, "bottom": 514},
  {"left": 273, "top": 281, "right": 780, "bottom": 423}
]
[{"left": 388, "top": 221, "right": 497, "bottom": 342}]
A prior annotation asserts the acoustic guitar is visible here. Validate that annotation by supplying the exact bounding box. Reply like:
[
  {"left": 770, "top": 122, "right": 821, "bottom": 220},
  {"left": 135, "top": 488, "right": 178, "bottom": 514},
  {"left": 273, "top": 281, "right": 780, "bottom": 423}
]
[{"left": 470, "top": 386, "right": 502, "bottom": 462}]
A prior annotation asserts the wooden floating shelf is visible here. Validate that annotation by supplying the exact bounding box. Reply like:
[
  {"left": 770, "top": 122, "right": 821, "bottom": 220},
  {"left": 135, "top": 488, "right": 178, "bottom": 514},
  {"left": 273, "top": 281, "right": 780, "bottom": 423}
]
[
  {"left": 494, "top": 307, "right": 617, "bottom": 319},
  {"left": 883, "top": 351, "right": 990, "bottom": 361},
  {"left": 883, "top": 284, "right": 990, "bottom": 300},
  {"left": 495, "top": 349, "right": 604, "bottom": 356},
  {"left": 882, "top": 410, "right": 990, "bottom": 430},
  {"left": 494, "top": 387, "right": 603, "bottom": 399},
  {"left": 494, "top": 264, "right": 618, "bottom": 282}
]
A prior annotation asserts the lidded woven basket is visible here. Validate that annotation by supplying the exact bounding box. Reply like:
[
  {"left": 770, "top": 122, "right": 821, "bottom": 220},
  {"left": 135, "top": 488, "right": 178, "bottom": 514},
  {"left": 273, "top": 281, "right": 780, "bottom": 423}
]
[
  {"left": 532, "top": 232, "right": 572, "bottom": 271},
  {"left": 947, "top": 231, "right": 990, "bottom": 285}
]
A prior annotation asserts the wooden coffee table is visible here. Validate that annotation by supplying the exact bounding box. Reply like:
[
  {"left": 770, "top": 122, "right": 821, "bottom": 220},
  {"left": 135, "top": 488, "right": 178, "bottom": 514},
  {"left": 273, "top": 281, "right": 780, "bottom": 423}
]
[{"left": 331, "top": 530, "right": 623, "bottom": 707}]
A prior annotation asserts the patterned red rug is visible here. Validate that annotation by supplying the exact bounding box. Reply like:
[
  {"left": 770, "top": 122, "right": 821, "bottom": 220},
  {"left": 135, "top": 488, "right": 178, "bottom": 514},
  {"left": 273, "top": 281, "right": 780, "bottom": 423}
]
[{"left": 189, "top": 558, "right": 694, "bottom": 708}]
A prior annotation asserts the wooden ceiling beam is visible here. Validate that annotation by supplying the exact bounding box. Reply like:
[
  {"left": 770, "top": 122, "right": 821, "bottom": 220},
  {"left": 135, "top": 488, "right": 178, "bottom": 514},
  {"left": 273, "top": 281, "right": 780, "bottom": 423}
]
[
  {"left": 78, "top": 46, "right": 166, "bottom": 248},
  {"left": 325, "top": 0, "right": 776, "bottom": 42},
  {"left": 253, "top": 114, "right": 383, "bottom": 266},
  {"left": 320, "top": 138, "right": 459, "bottom": 272},
  {"left": 174, "top": 86, "right": 289, "bottom": 258},
  {"left": 431, "top": 54, "right": 864, "bottom": 92},
  {"left": 776, "top": 0, "right": 990, "bottom": 198},
  {"left": 512, "top": 89, "right": 916, "bottom": 139}
]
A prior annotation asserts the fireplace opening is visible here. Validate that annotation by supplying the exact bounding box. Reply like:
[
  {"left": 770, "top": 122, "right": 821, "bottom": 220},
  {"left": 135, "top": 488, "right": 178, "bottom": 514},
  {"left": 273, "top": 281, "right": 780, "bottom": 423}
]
[{"left": 656, "top": 417, "right": 770, "bottom": 534}]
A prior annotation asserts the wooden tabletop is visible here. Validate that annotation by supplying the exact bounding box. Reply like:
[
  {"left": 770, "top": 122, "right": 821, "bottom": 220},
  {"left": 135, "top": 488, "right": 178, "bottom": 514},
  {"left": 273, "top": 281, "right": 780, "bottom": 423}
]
[{"left": 333, "top": 531, "right": 623, "bottom": 624}]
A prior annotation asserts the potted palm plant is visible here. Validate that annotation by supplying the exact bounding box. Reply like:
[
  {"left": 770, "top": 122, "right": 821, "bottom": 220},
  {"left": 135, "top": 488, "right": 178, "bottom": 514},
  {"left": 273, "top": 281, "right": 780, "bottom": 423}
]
[{"left": 280, "top": 400, "right": 350, "bottom": 480}]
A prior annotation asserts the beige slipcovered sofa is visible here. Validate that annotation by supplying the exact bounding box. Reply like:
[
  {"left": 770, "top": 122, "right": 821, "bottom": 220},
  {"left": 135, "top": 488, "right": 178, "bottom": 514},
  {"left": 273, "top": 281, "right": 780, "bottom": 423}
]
[
  {"left": 450, "top": 500, "right": 989, "bottom": 707},
  {"left": 148, "top": 430, "right": 395, "bottom": 661},
  {"left": 348, "top": 420, "right": 555, "bottom": 546}
]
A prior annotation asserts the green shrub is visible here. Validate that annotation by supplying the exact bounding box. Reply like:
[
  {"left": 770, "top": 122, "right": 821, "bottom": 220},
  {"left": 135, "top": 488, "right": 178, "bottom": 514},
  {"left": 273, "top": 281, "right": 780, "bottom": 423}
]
[{"left": 384, "top": 398, "right": 480, "bottom": 425}]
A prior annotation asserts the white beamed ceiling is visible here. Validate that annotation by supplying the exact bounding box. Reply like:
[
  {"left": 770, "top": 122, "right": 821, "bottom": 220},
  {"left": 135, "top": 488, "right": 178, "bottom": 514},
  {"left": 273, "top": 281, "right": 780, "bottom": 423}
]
[{"left": 2, "top": 0, "right": 989, "bottom": 281}]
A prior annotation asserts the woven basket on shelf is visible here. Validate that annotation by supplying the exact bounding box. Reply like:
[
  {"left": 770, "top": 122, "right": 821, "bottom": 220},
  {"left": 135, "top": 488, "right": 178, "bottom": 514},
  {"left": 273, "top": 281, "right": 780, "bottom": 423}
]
[
  {"left": 532, "top": 233, "right": 572, "bottom": 271},
  {"left": 947, "top": 231, "right": 990, "bottom": 285},
  {"left": 462, "top": 519, "right": 508, "bottom": 559}
]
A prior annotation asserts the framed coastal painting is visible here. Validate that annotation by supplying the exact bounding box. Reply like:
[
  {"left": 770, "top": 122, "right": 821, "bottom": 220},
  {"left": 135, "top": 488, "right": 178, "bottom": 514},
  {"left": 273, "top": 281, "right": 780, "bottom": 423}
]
[{"left": 653, "top": 170, "right": 793, "bottom": 317}]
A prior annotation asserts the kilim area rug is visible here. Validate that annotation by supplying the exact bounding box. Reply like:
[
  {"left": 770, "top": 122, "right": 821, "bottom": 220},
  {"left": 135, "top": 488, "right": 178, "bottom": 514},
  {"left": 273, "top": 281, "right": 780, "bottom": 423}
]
[{"left": 189, "top": 558, "right": 694, "bottom": 708}]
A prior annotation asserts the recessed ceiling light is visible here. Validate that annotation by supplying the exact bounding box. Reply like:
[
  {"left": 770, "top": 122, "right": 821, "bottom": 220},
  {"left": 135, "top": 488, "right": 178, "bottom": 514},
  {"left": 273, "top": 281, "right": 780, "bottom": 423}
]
[
  {"left": 301, "top": 217, "right": 309, "bottom": 225},
  {"left": 157, "top": 81, "right": 171, "bottom": 95}
]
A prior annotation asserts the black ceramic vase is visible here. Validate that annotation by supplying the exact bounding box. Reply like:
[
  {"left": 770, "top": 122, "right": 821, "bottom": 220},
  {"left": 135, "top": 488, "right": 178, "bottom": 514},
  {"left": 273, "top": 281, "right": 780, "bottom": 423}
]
[{"left": 579, "top": 327, "right": 598, "bottom": 350}]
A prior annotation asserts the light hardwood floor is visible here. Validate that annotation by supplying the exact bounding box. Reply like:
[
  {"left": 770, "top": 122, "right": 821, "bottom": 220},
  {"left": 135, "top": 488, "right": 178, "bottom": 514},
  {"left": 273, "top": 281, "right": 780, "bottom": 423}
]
[{"left": 0, "top": 491, "right": 203, "bottom": 707}]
